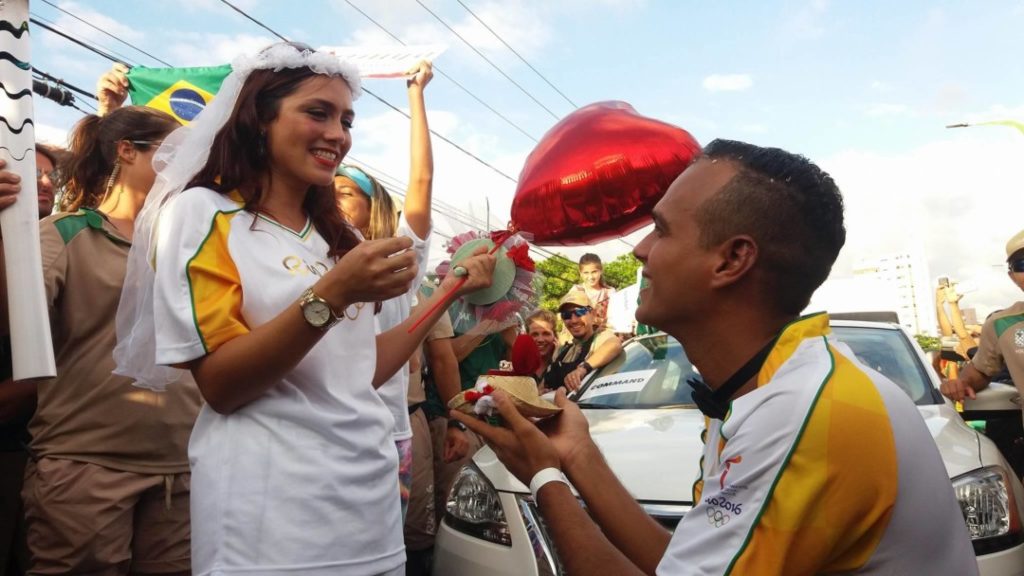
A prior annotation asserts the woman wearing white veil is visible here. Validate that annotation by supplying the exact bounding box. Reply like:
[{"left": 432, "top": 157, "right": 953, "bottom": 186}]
[{"left": 115, "top": 42, "right": 496, "bottom": 575}]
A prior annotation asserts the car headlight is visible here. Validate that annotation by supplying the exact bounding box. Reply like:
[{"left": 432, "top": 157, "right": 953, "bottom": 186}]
[
  {"left": 444, "top": 464, "right": 512, "bottom": 546},
  {"left": 953, "top": 466, "right": 1023, "bottom": 553}
]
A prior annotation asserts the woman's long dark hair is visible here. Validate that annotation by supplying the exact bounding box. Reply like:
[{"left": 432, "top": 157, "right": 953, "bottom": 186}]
[
  {"left": 187, "top": 65, "right": 360, "bottom": 260},
  {"left": 61, "top": 106, "right": 179, "bottom": 212}
]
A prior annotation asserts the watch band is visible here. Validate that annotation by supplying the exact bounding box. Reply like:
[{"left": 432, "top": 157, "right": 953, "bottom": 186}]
[
  {"left": 529, "top": 467, "right": 569, "bottom": 504},
  {"left": 299, "top": 287, "right": 342, "bottom": 330},
  {"left": 581, "top": 361, "right": 594, "bottom": 374}
]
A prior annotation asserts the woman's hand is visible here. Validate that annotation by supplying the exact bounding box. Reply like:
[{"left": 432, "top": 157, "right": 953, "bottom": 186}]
[
  {"left": 406, "top": 60, "right": 433, "bottom": 90},
  {"left": 439, "top": 247, "right": 496, "bottom": 298},
  {"left": 316, "top": 236, "right": 418, "bottom": 310},
  {"left": 0, "top": 159, "right": 20, "bottom": 211},
  {"left": 97, "top": 63, "right": 130, "bottom": 116}
]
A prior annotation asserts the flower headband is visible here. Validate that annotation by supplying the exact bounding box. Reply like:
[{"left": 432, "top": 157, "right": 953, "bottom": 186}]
[
  {"left": 336, "top": 165, "right": 375, "bottom": 198},
  {"left": 232, "top": 42, "right": 362, "bottom": 99}
]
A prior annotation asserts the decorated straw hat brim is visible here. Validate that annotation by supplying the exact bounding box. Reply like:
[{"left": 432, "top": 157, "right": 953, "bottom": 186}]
[{"left": 449, "top": 375, "right": 562, "bottom": 418}]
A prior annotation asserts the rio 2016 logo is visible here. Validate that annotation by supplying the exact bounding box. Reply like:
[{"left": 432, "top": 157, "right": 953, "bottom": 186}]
[{"left": 705, "top": 495, "right": 743, "bottom": 516}]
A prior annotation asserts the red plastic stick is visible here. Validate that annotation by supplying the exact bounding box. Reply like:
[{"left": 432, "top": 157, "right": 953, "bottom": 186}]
[{"left": 407, "top": 231, "right": 513, "bottom": 334}]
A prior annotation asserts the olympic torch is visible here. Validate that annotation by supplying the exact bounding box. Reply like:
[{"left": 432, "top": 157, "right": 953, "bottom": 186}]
[{"left": 0, "top": 0, "right": 56, "bottom": 379}]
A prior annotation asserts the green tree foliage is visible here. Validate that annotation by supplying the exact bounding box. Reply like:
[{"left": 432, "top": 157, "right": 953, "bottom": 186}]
[
  {"left": 536, "top": 254, "right": 579, "bottom": 312},
  {"left": 534, "top": 252, "right": 643, "bottom": 312},
  {"left": 914, "top": 334, "right": 940, "bottom": 352},
  {"left": 602, "top": 253, "right": 643, "bottom": 289}
]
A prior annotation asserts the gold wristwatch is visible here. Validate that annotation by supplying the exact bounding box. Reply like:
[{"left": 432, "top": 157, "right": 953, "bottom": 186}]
[{"left": 299, "top": 287, "right": 341, "bottom": 330}]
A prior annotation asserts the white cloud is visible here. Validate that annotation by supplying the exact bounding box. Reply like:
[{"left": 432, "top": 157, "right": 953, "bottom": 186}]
[
  {"left": 782, "top": 0, "right": 828, "bottom": 40},
  {"left": 177, "top": 0, "right": 261, "bottom": 12},
  {"left": 166, "top": 33, "right": 277, "bottom": 66},
  {"left": 959, "top": 104, "right": 1024, "bottom": 126},
  {"left": 52, "top": 1, "right": 143, "bottom": 45},
  {"left": 870, "top": 80, "right": 892, "bottom": 92},
  {"left": 702, "top": 74, "right": 753, "bottom": 93},
  {"left": 34, "top": 123, "right": 69, "bottom": 147},
  {"left": 739, "top": 123, "right": 768, "bottom": 134},
  {"left": 864, "top": 103, "right": 909, "bottom": 117},
  {"left": 820, "top": 131, "right": 1024, "bottom": 318}
]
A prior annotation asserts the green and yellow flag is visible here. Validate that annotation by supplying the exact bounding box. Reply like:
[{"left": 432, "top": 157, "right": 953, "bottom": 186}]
[{"left": 127, "top": 65, "right": 231, "bottom": 125}]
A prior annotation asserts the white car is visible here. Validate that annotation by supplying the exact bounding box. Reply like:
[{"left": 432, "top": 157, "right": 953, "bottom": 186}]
[{"left": 434, "top": 320, "right": 1024, "bottom": 575}]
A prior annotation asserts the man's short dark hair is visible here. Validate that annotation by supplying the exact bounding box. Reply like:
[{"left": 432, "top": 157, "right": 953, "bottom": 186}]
[{"left": 696, "top": 139, "right": 845, "bottom": 314}]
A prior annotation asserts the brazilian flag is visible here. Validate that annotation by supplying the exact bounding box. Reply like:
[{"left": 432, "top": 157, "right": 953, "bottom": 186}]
[{"left": 127, "top": 65, "right": 232, "bottom": 125}]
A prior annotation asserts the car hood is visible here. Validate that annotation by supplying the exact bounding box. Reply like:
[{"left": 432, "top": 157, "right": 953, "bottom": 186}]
[
  {"left": 476, "top": 408, "right": 707, "bottom": 500},
  {"left": 475, "top": 404, "right": 982, "bottom": 498},
  {"left": 920, "top": 403, "right": 983, "bottom": 478}
]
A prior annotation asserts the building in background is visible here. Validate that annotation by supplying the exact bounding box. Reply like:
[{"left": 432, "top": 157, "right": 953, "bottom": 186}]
[
  {"left": 851, "top": 252, "right": 936, "bottom": 335},
  {"left": 808, "top": 252, "right": 937, "bottom": 335}
]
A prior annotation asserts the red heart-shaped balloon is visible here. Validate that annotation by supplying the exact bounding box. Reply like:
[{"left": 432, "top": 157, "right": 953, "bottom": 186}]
[{"left": 511, "top": 101, "right": 701, "bottom": 246}]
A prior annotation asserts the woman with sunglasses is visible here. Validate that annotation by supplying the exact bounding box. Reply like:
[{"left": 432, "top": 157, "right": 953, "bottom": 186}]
[
  {"left": 333, "top": 61, "right": 435, "bottom": 522},
  {"left": 542, "top": 290, "right": 623, "bottom": 393},
  {"left": 0, "top": 105, "right": 202, "bottom": 575},
  {"left": 119, "top": 43, "right": 494, "bottom": 575}
]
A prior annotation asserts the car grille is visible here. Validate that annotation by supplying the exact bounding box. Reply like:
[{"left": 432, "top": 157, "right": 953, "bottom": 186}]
[{"left": 516, "top": 497, "right": 690, "bottom": 575}]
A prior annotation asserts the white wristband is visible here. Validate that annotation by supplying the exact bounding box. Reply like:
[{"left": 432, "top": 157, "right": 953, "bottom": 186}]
[{"left": 529, "top": 467, "right": 569, "bottom": 503}]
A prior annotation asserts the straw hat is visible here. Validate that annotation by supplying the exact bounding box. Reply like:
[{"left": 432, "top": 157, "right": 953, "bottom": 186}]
[{"left": 449, "top": 374, "right": 562, "bottom": 418}]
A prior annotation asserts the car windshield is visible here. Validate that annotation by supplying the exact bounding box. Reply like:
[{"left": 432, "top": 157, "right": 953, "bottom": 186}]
[{"left": 577, "top": 325, "right": 942, "bottom": 409}]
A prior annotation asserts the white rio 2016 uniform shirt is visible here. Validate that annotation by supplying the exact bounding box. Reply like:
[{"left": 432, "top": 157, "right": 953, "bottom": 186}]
[
  {"left": 657, "top": 313, "right": 978, "bottom": 576},
  {"left": 153, "top": 187, "right": 403, "bottom": 576},
  {"left": 375, "top": 215, "right": 430, "bottom": 442}
]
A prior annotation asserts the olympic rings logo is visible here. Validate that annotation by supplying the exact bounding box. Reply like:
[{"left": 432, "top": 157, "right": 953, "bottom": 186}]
[{"left": 706, "top": 506, "right": 730, "bottom": 528}]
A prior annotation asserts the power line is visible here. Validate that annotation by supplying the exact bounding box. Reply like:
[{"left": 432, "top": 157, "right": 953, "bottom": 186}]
[
  {"left": 32, "top": 68, "right": 97, "bottom": 102},
  {"left": 214, "top": 0, "right": 519, "bottom": 183},
  {"left": 218, "top": 0, "right": 287, "bottom": 41},
  {"left": 347, "top": 155, "right": 589, "bottom": 277},
  {"left": 413, "top": 0, "right": 561, "bottom": 120},
  {"left": 38, "top": 0, "right": 173, "bottom": 67},
  {"left": 454, "top": 0, "right": 577, "bottom": 109},
  {"left": 340, "top": 0, "right": 537, "bottom": 143},
  {"left": 29, "top": 17, "right": 130, "bottom": 66},
  {"left": 31, "top": 12, "right": 139, "bottom": 66},
  {"left": 356, "top": 89, "right": 516, "bottom": 181}
]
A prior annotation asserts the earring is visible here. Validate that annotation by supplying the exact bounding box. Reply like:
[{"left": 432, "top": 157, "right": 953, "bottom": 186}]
[
  {"left": 104, "top": 159, "right": 122, "bottom": 197},
  {"left": 257, "top": 131, "right": 267, "bottom": 160}
]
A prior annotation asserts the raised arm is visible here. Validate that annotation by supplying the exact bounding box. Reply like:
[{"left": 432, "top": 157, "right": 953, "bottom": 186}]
[
  {"left": 96, "top": 63, "right": 129, "bottom": 117},
  {"left": 403, "top": 61, "right": 434, "bottom": 240}
]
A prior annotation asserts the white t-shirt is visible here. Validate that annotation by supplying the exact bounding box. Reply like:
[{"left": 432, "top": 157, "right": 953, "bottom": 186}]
[
  {"left": 657, "top": 314, "right": 977, "bottom": 575},
  {"left": 153, "top": 187, "right": 404, "bottom": 576},
  {"left": 375, "top": 215, "right": 430, "bottom": 442}
]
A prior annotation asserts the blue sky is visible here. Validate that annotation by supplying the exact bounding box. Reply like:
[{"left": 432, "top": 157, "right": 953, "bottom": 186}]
[{"left": 25, "top": 0, "right": 1024, "bottom": 316}]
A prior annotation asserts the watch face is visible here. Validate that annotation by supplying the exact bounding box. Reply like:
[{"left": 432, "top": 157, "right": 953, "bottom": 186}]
[{"left": 303, "top": 300, "right": 332, "bottom": 327}]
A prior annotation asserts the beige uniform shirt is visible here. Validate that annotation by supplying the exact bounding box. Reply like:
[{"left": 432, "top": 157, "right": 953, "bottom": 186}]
[
  {"left": 29, "top": 209, "right": 201, "bottom": 474},
  {"left": 562, "top": 328, "right": 617, "bottom": 365},
  {"left": 408, "top": 311, "right": 455, "bottom": 405},
  {"left": 972, "top": 301, "right": 1024, "bottom": 398}
]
